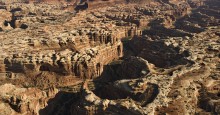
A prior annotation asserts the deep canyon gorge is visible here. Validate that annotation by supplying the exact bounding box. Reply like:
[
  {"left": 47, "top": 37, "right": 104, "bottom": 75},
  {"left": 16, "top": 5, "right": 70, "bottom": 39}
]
[{"left": 0, "top": 0, "right": 219, "bottom": 114}]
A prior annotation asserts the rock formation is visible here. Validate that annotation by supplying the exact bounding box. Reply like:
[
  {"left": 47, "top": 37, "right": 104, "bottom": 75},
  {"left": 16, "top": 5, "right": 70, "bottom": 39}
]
[{"left": 0, "top": 0, "right": 219, "bottom": 114}]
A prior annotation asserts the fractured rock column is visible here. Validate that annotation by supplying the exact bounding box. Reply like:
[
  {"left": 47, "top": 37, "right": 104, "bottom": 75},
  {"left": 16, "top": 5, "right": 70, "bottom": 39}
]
[{"left": 117, "top": 43, "right": 123, "bottom": 57}]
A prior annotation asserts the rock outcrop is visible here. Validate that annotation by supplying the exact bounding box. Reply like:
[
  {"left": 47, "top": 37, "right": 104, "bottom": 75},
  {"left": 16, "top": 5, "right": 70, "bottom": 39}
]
[
  {"left": 0, "top": 84, "right": 58, "bottom": 115},
  {"left": 0, "top": 0, "right": 219, "bottom": 114}
]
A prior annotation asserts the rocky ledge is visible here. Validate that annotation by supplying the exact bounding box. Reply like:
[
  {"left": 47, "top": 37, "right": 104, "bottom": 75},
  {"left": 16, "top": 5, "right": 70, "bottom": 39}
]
[{"left": 0, "top": 0, "right": 219, "bottom": 115}]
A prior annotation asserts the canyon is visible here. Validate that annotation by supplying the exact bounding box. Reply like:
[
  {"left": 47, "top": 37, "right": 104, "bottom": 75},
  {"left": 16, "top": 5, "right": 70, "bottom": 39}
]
[{"left": 0, "top": 0, "right": 219, "bottom": 115}]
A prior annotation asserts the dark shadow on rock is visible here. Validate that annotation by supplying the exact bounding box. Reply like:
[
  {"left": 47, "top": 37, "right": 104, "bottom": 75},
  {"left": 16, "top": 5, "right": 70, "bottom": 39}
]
[
  {"left": 4, "top": 58, "right": 25, "bottom": 73},
  {"left": 127, "top": 37, "right": 192, "bottom": 68},
  {"left": 198, "top": 86, "right": 220, "bottom": 115},
  {"left": 74, "top": 2, "right": 88, "bottom": 11},
  {"left": 39, "top": 91, "right": 80, "bottom": 115},
  {"left": 143, "top": 19, "right": 193, "bottom": 38},
  {"left": 94, "top": 63, "right": 121, "bottom": 82},
  {"left": 94, "top": 56, "right": 150, "bottom": 83},
  {"left": 139, "top": 83, "right": 159, "bottom": 106},
  {"left": 93, "top": 83, "right": 133, "bottom": 100}
]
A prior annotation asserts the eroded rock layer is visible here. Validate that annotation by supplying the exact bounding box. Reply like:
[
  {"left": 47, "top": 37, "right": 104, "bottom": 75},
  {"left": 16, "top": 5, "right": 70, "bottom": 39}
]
[{"left": 0, "top": 0, "right": 219, "bottom": 115}]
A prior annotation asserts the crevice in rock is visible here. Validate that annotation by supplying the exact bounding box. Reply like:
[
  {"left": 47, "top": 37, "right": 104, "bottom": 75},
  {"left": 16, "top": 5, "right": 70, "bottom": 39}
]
[{"left": 39, "top": 91, "right": 80, "bottom": 115}]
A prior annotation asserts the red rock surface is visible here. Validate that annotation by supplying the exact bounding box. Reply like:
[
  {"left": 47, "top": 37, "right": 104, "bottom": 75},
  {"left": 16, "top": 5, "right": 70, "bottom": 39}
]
[{"left": 0, "top": 0, "right": 219, "bottom": 114}]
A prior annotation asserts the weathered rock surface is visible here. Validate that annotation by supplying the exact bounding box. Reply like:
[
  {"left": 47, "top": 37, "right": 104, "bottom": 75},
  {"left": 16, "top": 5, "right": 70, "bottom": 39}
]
[
  {"left": 0, "top": 0, "right": 219, "bottom": 114},
  {"left": 0, "top": 84, "right": 58, "bottom": 115}
]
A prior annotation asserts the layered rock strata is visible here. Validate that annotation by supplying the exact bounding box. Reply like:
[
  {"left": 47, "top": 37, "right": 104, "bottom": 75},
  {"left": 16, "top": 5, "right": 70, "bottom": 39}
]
[{"left": 0, "top": 0, "right": 219, "bottom": 115}]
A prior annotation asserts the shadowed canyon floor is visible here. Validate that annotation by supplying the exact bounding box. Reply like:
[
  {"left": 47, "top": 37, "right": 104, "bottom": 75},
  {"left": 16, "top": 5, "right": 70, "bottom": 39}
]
[{"left": 0, "top": 0, "right": 219, "bottom": 115}]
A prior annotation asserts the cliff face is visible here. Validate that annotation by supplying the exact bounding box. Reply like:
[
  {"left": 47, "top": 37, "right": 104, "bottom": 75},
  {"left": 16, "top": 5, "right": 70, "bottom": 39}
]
[
  {"left": 0, "top": 0, "right": 219, "bottom": 114},
  {"left": 0, "top": 84, "right": 59, "bottom": 115},
  {"left": 0, "top": 1, "right": 144, "bottom": 80}
]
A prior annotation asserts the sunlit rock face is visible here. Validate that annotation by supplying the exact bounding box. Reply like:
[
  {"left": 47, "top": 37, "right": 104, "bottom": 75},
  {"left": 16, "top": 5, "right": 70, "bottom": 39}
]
[{"left": 0, "top": 0, "right": 219, "bottom": 114}]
